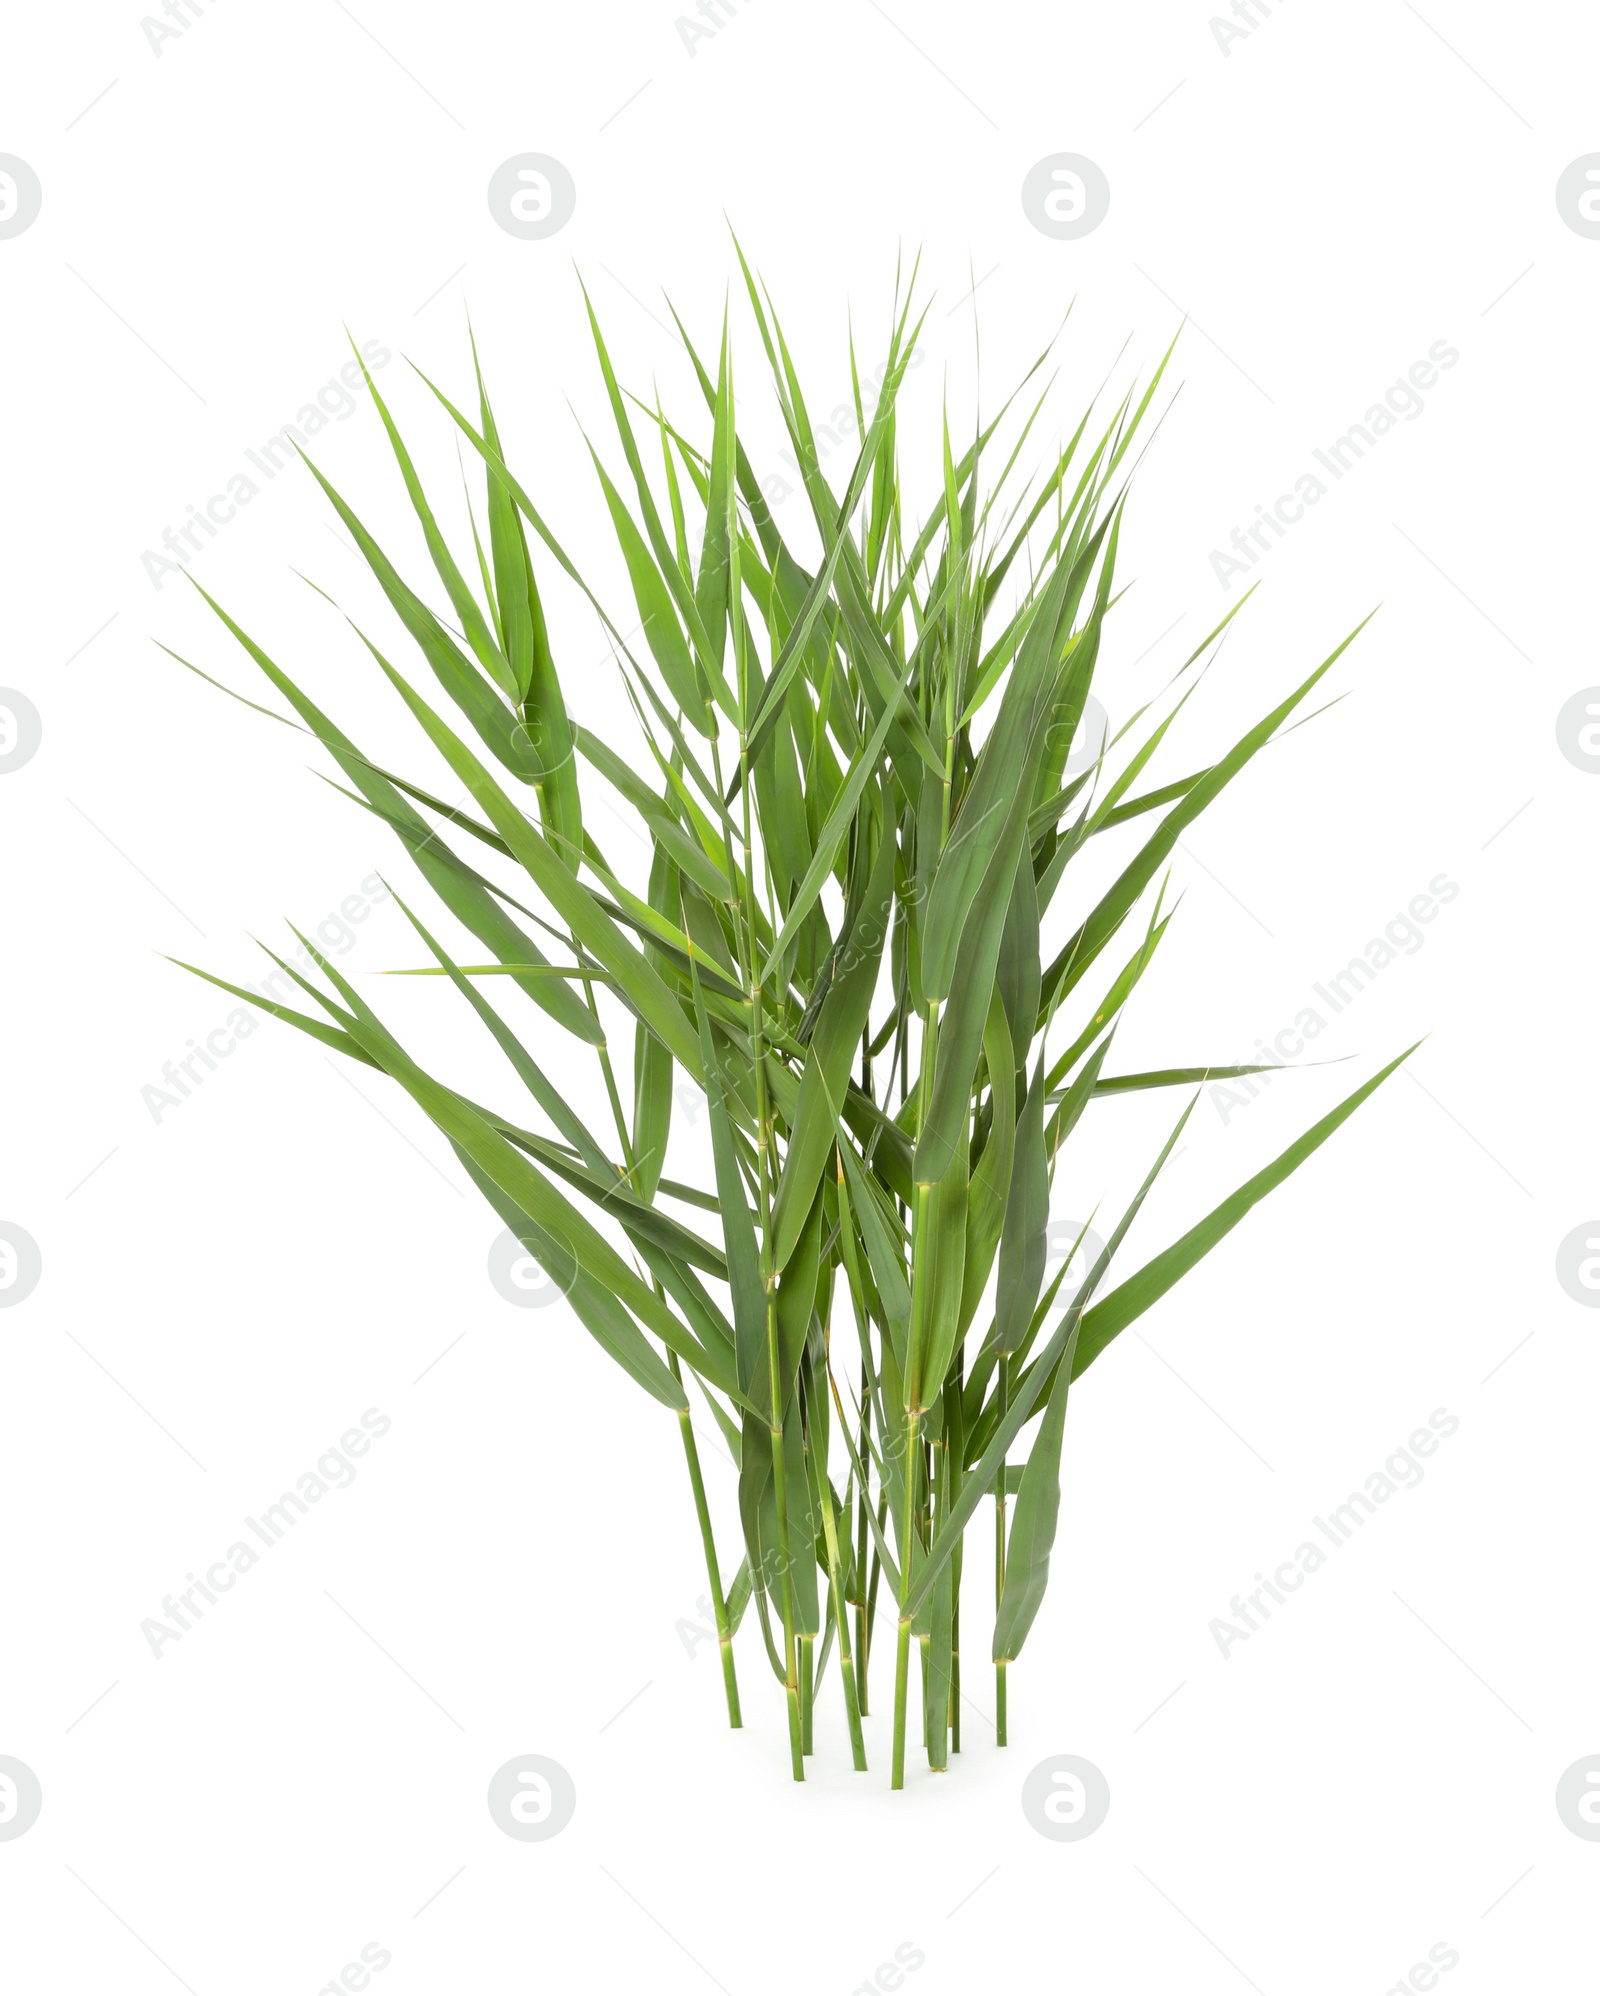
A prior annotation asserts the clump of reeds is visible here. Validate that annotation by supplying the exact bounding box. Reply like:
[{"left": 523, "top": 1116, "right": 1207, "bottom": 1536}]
[{"left": 171, "top": 258, "right": 1409, "bottom": 1787}]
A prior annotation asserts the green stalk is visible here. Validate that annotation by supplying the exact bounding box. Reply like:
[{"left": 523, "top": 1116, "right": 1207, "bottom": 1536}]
[
  {"left": 754, "top": 1018, "right": 803, "bottom": 1777},
  {"left": 995, "top": 1359, "right": 1010, "bottom": 1747},
  {"left": 890, "top": 1362, "right": 924, "bottom": 1784},
  {"left": 895, "top": 649, "right": 958, "bottom": 1787},
  {"left": 892, "top": 1000, "right": 937, "bottom": 1789},
  {"left": 799, "top": 1634, "right": 815, "bottom": 1754},
  {"left": 924, "top": 1421, "right": 945, "bottom": 1771},
  {"left": 579, "top": 974, "right": 741, "bottom": 1731},
  {"left": 760, "top": 1122, "right": 803, "bottom": 1774},
  {"left": 799, "top": 1386, "right": 817, "bottom": 1757},
  {"left": 852, "top": 1025, "right": 874, "bottom": 1717},
  {"left": 670, "top": 1353, "right": 742, "bottom": 1727},
  {"left": 867, "top": 1485, "right": 887, "bottom": 1665},
  {"left": 950, "top": 1592, "right": 961, "bottom": 1751},
  {"left": 949, "top": 1341, "right": 965, "bottom": 1754},
  {"left": 889, "top": 1411, "right": 918, "bottom": 1790},
  {"left": 594, "top": 1045, "right": 632, "bottom": 1177},
  {"left": 731, "top": 649, "right": 803, "bottom": 1783},
  {"left": 815, "top": 1432, "right": 868, "bottom": 1770},
  {"left": 854, "top": 1357, "right": 872, "bottom": 1713}
]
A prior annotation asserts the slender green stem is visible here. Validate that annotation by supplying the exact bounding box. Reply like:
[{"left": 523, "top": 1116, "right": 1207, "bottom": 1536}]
[
  {"left": 892, "top": 987, "right": 940, "bottom": 1789},
  {"left": 813, "top": 1293, "right": 869, "bottom": 1770},
  {"left": 949, "top": 1342, "right": 964, "bottom": 1755},
  {"left": 595, "top": 1045, "right": 632, "bottom": 1175},
  {"left": 891, "top": 1431, "right": 918, "bottom": 1788},
  {"left": 899, "top": 647, "right": 963, "bottom": 1784},
  {"left": 854, "top": 1357, "right": 872, "bottom": 1714},
  {"left": 760, "top": 1111, "right": 803, "bottom": 1773},
  {"left": 817, "top": 1455, "right": 868, "bottom": 1770},
  {"left": 950, "top": 1609, "right": 961, "bottom": 1752},
  {"left": 755, "top": 1025, "right": 802, "bottom": 1776},
  {"left": 853, "top": 1030, "right": 874, "bottom": 1719},
  {"left": 576, "top": 974, "right": 633, "bottom": 1176},
  {"left": 995, "top": 1359, "right": 1010, "bottom": 1747},
  {"left": 733, "top": 692, "right": 803, "bottom": 1780},
  {"left": 718, "top": 556, "right": 805, "bottom": 1789},
  {"left": 581, "top": 976, "right": 738, "bottom": 1733},
  {"left": 890, "top": 1604, "right": 914, "bottom": 1788},
  {"left": 867, "top": 1484, "right": 887, "bottom": 1663},
  {"left": 798, "top": 1634, "right": 815, "bottom": 1755},
  {"left": 926, "top": 1421, "right": 950, "bottom": 1772},
  {"left": 799, "top": 1401, "right": 817, "bottom": 1759},
  {"left": 890, "top": 1397, "right": 922, "bottom": 1789},
  {"left": 669, "top": 1353, "right": 741, "bottom": 1727}
]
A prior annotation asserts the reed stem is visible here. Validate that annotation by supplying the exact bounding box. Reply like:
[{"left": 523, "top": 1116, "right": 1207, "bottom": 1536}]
[
  {"left": 669, "top": 1355, "right": 741, "bottom": 1728},
  {"left": 995, "top": 1359, "right": 1010, "bottom": 1746}
]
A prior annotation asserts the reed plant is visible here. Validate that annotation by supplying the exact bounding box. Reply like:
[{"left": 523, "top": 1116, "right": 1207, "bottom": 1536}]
[{"left": 172, "top": 259, "right": 1409, "bottom": 1786}]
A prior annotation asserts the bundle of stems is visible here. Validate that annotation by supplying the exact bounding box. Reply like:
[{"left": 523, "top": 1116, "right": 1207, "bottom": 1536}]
[{"left": 173, "top": 260, "right": 1410, "bottom": 1786}]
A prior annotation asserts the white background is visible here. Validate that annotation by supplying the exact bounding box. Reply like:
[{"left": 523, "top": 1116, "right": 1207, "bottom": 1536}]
[{"left": 2, "top": 1, "right": 1597, "bottom": 1990}]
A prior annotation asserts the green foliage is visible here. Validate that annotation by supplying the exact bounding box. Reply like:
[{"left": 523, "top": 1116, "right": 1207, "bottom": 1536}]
[{"left": 178, "top": 262, "right": 1410, "bottom": 1788}]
